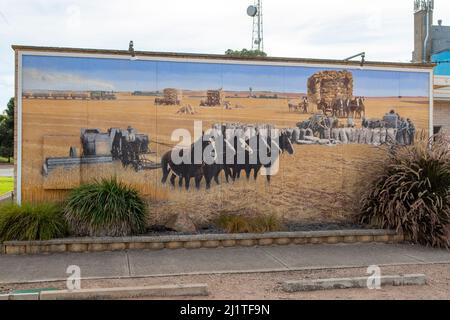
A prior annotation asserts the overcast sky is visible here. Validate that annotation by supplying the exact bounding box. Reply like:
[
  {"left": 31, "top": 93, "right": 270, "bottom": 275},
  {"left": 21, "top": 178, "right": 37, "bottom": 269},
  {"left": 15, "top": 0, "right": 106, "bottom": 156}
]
[
  {"left": 22, "top": 55, "right": 430, "bottom": 97},
  {"left": 1, "top": 0, "right": 450, "bottom": 111}
]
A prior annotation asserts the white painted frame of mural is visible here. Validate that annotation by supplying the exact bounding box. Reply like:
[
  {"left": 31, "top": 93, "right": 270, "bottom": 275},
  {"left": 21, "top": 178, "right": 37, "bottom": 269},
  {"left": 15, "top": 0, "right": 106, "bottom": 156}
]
[{"left": 15, "top": 50, "right": 435, "bottom": 204}]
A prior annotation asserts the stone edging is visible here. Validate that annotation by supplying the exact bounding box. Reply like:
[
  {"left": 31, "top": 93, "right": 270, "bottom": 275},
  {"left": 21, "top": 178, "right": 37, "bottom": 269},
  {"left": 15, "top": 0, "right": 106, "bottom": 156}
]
[
  {"left": 0, "top": 284, "right": 209, "bottom": 300},
  {"left": 282, "top": 274, "right": 427, "bottom": 292},
  {"left": 282, "top": 274, "right": 427, "bottom": 293},
  {"left": 1, "top": 229, "right": 404, "bottom": 255}
]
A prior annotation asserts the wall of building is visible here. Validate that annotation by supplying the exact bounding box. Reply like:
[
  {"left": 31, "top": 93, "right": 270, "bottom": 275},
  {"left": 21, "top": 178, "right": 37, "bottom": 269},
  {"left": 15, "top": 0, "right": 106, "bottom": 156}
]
[
  {"left": 413, "top": 9, "right": 430, "bottom": 63},
  {"left": 433, "top": 75, "right": 450, "bottom": 134},
  {"left": 433, "top": 100, "right": 450, "bottom": 134},
  {"left": 14, "top": 47, "right": 432, "bottom": 225},
  {"left": 431, "top": 25, "right": 450, "bottom": 54}
]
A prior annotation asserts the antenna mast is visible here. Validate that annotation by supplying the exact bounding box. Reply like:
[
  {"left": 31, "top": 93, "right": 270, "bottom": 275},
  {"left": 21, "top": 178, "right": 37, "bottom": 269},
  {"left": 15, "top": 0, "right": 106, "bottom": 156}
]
[{"left": 247, "top": 0, "right": 264, "bottom": 51}]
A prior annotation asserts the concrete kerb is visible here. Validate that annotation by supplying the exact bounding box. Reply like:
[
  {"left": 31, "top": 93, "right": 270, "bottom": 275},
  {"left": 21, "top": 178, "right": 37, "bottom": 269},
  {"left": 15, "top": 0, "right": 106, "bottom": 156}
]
[
  {"left": 40, "top": 283, "right": 209, "bottom": 300},
  {"left": 0, "top": 293, "right": 40, "bottom": 300},
  {"left": 1, "top": 229, "right": 403, "bottom": 255},
  {"left": 1, "top": 261, "right": 448, "bottom": 287},
  {"left": 282, "top": 274, "right": 427, "bottom": 292},
  {"left": 0, "top": 284, "right": 208, "bottom": 300}
]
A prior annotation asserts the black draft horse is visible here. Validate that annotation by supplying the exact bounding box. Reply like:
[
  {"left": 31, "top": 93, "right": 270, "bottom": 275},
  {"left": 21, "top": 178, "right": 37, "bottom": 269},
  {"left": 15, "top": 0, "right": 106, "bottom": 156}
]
[
  {"left": 161, "top": 134, "right": 216, "bottom": 190},
  {"left": 232, "top": 131, "right": 294, "bottom": 183},
  {"left": 202, "top": 133, "right": 239, "bottom": 189}
]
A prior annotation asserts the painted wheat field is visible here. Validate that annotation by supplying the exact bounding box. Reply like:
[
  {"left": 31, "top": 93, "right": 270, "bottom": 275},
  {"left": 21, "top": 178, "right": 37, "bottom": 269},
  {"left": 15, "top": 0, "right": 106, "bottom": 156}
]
[{"left": 21, "top": 93, "right": 429, "bottom": 225}]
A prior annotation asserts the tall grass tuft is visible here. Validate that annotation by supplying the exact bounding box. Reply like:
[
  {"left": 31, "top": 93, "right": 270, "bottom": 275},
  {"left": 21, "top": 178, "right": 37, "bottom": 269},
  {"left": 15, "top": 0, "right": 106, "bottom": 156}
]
[
  {"left": 216, "top": 212, "right": 282, "bottom": 234},
  {"left": 0, "top": 202, "right": 67, "bottom": 241},
  {"left": 359, "top": 134, "right": 450, "bottom": 248},
  {"left": 64, "top": 177, "right": 147, "bottom": 237}
]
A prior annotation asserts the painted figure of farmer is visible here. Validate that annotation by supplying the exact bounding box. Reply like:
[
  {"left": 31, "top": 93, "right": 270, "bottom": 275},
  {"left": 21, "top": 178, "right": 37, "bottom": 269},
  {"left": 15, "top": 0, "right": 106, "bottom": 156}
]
[
  {"left": 383, "top": 110, "right": 399, "bottom": 129},
  {"left": 407, "top": 119, "right": 416, "bottom": 145},
  {"left": 396, "top": 118, "right": 407, "bottom": 145},
  {"left": 361, "top": 117, "right": 368, "bottom": 128},
  {"left": 317, "top": 117, "right": 327, "bottom": 139}
]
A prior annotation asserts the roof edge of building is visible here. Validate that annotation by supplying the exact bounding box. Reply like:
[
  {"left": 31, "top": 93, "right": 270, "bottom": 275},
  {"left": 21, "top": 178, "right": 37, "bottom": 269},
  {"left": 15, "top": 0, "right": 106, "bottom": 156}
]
[{"left": 11, "top": 44, "right": 436, "bottom": 70}]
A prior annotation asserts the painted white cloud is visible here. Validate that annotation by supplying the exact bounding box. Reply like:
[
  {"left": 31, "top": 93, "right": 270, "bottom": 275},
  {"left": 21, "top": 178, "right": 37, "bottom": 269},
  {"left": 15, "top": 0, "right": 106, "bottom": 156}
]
[{"left": 23, "top": 68, "right": 115, "bottom": 91}]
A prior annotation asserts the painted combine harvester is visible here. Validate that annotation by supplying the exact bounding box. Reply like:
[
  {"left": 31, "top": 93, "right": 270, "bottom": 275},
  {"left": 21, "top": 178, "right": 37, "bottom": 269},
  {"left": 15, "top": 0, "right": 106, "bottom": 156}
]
[{"left": 42, "top": 127, "right": 161, "bottom": 176}]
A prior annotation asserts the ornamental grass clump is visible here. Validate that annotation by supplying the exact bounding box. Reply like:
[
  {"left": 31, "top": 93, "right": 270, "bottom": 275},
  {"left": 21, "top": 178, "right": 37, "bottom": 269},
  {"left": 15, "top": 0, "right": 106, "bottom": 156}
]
[
  {"left": 359, "top": 134, "right": 450, "bottom": 248},
  {"left": 64, "top": 178, "right": 147, "bottom": 237},
  {"left": 0, "top": 202, "right": 67, "bottom": 241},
  {"left": 216, "top": 212, "right": 282, "bottom": 234}
]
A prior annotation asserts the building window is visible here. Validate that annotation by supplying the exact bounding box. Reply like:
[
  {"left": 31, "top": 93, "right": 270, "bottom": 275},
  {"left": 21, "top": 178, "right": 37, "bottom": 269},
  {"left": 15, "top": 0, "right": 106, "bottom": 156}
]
[{"left": 434, "top": 126, "right": 442, "bottom": 135}]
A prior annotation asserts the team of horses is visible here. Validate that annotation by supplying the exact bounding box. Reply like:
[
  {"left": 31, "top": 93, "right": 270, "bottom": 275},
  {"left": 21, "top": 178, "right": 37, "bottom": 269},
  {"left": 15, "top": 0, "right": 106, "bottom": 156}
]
[
  {"left": 317, "top": 97, "right": 366, "bottom": 119},
  {"left": 288, "top": 96, "right": 365, "bottom": 119},
  {"left": 289, "top": 96, "right": 309, "bottom": 113},
  {"left": 161, "top": 126, "right": 294, "bottom": 190}
]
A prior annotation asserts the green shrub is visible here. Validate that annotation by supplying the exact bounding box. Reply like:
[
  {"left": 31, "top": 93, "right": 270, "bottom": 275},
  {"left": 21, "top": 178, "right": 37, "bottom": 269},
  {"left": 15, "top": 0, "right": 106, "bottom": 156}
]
[
  {"left": 216, "top": 213, "right": 282, "bottom": 234},
  {"left": 0, "top": 202, "right": 67, "bottom": 241},
  {"left": 359, "top": 134, "right": 450, "bottom": 248},
  {"left": 64, "top": 178, "right": 147, "bottom": 237}
]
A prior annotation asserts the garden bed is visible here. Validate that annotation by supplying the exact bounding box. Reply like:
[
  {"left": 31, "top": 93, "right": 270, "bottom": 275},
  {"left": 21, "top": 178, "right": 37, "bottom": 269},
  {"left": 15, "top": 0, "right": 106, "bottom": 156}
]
[
  {"left": 145, "top": 222, "right": 367, "bottom": 237},
  {"left": 1, "top": 229, "right": 404, "bottom": 255}
]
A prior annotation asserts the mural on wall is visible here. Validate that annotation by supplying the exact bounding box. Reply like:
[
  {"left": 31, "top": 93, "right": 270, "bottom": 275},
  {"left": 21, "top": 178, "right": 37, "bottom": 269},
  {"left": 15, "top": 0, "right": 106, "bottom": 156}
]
[{"left": 20, "top": 54, "right": 431, "bottom": 225}]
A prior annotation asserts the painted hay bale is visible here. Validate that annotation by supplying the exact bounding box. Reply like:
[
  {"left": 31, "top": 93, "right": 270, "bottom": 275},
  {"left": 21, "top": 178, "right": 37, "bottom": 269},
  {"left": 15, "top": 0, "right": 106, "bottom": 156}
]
[
  {"left": 323, "top": 128, "right": 331, "bottom": 140},
  {"left": 348, "top": 128, "right": 357, "bottom": 143},
  {"left": 338, "top": 129, "right": 348, "bottom": 144},
  {"left": 380, "top": 128, "right": 387, "bottom": 144},
  {"left": 318, "top": 139, "right": 331, "bottom": 145},
  {"left": 292, "top": 128, "right": 300, "bottom": 142},
  {"left": 299, "top": 129, "right": 306, "bottom": 140},
  {"left": 304, "top": 136, "right": 320, "bottom": 142},
  {"left": 298, "top": 140, "right": 315, "bottom": 145},
  {"left": 331, "top": 128, "right": 340, "bottom": 140},
  {"left": 307, "top": 70, "right": 354, "bottom": 106},
  {"left": 387, "top": 128, "right": 397, "bottom": 144},
  {"left": 372, "top": 128, "right": 382, "bottom": 145},
  {"left": 163, "top": 88, "right": 182, "bottom": 105}
]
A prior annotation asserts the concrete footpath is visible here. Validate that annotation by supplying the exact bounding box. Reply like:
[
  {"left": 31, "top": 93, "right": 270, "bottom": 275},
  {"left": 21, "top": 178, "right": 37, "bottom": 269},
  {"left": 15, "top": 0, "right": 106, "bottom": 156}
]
[
  {"left": 0, "top": 165, "right": 13, "bottom": 177},
  {"left": 0, "top": 243, "right": 449, "bottom": 284}
]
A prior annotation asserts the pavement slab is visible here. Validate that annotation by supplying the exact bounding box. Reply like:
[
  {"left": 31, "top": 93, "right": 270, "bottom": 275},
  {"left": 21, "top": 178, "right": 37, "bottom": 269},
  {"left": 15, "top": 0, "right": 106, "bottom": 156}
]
[
  {"left": 0, "top": 243, "right": 448, "bottom": 284},
  {"left": 127, "top": 247, "right": 286, "bottom": 276},
  {"left": 0, "top": 251, "right": 129, "bottom": 283}
]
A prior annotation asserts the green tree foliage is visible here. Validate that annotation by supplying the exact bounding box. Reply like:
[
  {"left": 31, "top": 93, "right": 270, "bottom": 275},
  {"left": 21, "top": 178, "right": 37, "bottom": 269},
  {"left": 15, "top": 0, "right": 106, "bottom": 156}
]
[
  {"left": 225, "top": 49, "right": 267, "bottom": 58},
  {"left": 0, "top": 98, "right": 14, "bottom": 162}
]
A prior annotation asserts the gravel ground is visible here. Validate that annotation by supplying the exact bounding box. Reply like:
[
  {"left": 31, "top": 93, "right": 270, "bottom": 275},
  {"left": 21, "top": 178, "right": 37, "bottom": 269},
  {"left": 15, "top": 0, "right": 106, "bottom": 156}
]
[{"left": 1, "top": 264, "right": 449, "bottom": 300}]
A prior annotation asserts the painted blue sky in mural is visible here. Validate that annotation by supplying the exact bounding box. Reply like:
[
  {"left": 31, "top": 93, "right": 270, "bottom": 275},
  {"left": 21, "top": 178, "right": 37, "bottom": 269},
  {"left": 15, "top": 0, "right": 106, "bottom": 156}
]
[{"left": 22, "top": 55, "right": 430, "bottom": 97}]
